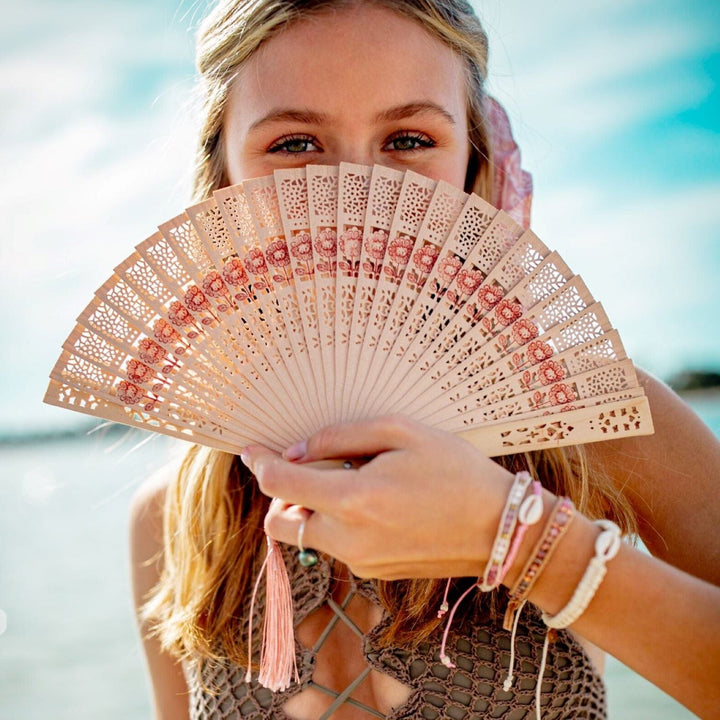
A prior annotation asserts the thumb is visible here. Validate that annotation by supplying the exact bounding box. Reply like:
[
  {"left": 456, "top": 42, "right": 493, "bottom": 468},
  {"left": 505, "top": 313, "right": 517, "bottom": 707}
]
[{"left": 283, "top": 416, "right": 420, "bottom": 462}]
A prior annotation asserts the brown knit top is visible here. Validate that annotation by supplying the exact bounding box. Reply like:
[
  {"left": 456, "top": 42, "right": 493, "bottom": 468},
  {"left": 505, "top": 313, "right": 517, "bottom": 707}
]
[{"left": 186, "top": 546, "right": 606, "bottom": 719}]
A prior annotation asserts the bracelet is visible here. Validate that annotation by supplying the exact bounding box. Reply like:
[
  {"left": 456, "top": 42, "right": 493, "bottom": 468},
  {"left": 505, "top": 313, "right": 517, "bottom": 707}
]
[
  {"left": 542, "top": 519, "right": 622, "bottom": 629},
  {"left": 503, "top": 496, "right": 574, "bottom": 631},
  {"left": 496, "top": 481, "right": 544, "bottom": 586},
  {"left": 480, "top": 471, "right": 533, "bottom": 591}
]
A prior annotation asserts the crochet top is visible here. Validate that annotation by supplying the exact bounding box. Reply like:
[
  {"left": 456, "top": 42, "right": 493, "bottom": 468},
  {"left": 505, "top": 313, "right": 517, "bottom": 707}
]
[{"left": 185, "top": 546, "right": 606, "bottom": 719}]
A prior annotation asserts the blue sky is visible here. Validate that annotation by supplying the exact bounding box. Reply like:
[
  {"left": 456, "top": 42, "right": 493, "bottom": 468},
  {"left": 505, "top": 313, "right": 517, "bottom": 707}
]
[{"left": 1, "top": 0, "right": 719, "bottom": 434}]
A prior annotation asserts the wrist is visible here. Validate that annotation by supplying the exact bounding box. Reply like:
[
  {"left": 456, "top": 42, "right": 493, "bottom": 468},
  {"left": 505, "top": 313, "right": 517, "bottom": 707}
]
[{"left": 501, "top": 495, "right": 598, "bottom": 617}]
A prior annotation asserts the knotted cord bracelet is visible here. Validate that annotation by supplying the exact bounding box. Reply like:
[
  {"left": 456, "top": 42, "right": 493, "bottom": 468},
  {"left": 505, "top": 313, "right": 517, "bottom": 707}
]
[
  {"left": 480, "top": 470, "right": 533, "bottom": 591},
  {"left": 438, "top": 471, "right": 534, "bottom": 667},
  {"left": 542, "top": 518, "right": 622, "bottom": 629},
  {"left": 497, "top": 480, "right": 544, "bottom": 587},
  {"left": 503, "top": 496, "right": 575, "bottom": 632}
]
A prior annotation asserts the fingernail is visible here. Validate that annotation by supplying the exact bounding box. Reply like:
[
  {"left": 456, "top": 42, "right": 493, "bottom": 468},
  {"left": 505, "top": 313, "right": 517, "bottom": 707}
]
[
  {"left": 284, "top": 440, "right": 307, "bottom": 461},
  {"left": 239, "top": 448, "right": 252, "bottom": 468}
]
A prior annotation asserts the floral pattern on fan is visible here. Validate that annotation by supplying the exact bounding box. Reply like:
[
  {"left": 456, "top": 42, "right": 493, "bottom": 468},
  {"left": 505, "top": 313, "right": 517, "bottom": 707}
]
[{"left": 45, "top": 163, "right": 653, "bottom": 455}]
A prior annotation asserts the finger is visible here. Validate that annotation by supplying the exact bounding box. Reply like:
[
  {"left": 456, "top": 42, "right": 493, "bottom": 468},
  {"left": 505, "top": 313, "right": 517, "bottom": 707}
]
[
  {"left": 283, "top": 415, "right": 421, "bottom": 462},
  {"left": 264, "top": 504, "right": 344, "bottom": 562},
  {"left": 241, "top": 445, "right": 354, "bottom": 511}
]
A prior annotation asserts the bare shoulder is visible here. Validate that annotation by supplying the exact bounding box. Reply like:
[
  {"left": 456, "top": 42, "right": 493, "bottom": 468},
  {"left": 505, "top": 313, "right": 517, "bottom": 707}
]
[
  {"left": 129, "top": 460, "right": 191, "bottom": 720},
  {"left": 587, "top": 367, "right": 720, "bottom": 583},
  {"left": 129, "top": 463, "right": 175, "bottom": 591},
  {"left": 129, "top": 462, "right": 175, "bottom": 537}
]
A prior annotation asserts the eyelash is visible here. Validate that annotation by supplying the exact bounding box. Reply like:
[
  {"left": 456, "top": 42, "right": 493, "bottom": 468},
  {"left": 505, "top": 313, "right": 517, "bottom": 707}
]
[
  {"left": 267, "top": 134, "right": 321, "bottom": 154},
  {"left": 266, "top": 131, "right": 437, "bottom": 155},
  {"left": 382, "top": 131, "right": 436, "bottom": 152}
]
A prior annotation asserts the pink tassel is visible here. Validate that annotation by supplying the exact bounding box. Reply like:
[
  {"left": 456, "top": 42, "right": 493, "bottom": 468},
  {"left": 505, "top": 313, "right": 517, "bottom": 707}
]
[{"left": 246, "top": 536, "right": 298, "bottom": 691}]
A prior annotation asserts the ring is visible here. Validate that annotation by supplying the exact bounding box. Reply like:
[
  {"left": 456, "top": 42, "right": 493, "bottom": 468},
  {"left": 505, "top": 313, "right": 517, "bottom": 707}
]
[{"left": 297, "top": 510, "right": 319, "bottom": 568}]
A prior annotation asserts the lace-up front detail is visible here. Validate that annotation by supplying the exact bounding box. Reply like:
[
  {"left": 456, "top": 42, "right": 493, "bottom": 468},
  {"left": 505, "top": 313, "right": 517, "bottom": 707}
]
[{"left": 187, "top": 547, "right": 606, "bottom": 719}]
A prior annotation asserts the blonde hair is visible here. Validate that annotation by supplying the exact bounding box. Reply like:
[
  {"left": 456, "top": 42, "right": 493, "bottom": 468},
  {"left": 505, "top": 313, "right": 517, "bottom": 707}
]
[
  {"left": 191, "top": 0, "right": 493, "bottom": 203},
  {"left": 142, "top": 0, "right": 639, "bottom": 665}
]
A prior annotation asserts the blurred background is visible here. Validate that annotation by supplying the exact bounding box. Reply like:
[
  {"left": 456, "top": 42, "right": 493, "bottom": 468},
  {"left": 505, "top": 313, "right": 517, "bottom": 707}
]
[{"left": 1, "top": 0, "right": 717, "bottom": 717}]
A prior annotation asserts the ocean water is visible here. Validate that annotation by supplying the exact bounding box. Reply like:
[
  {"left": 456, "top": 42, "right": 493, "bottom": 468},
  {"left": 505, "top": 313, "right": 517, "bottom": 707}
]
[{"left": 2, "top": 399, "right": 716, "bottom": 719}]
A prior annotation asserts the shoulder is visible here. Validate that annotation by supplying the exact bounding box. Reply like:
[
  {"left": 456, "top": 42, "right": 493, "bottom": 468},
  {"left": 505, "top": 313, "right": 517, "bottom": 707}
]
[
  {"left": 129, "top": 460, "right": 180, "bottom": 599},
  {"left": 130, "top": 461, "right": 176, "bottom": 525},
  {"left": 129, "top": 460, "right": 192, "bottom": 719}
]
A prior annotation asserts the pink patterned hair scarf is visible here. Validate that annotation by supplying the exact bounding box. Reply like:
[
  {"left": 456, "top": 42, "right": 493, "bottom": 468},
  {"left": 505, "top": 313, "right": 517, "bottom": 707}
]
[{"left": 486, "top": 96, "right": 533, "bottom": 229}]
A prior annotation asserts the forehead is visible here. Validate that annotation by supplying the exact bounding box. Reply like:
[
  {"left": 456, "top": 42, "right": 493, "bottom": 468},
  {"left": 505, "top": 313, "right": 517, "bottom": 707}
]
[{"left": 228, "top": 4, "right": 468, "bottom": 119}]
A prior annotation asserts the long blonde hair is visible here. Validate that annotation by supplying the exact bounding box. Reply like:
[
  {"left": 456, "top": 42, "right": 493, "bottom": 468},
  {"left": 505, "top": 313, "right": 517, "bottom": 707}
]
[{"left": 142, "top": 0, "right": 639, "bottom": 665}]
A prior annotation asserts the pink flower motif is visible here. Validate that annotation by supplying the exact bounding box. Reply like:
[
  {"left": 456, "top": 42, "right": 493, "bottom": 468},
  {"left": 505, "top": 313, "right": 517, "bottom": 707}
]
[
  {"left": 222, "top": 258, "right": 248, "bottom": 286},
  {"left": 455, "top": 268, "right": 484, "bottom": 296},
  {"left": 364, "top": 229, "right": 388, "bottom": 261},
  {"left": 511, "top": 318, "right": 539, "bottom": 345},
  {"left": 116, "top": 380, "right": 144, "bottom": 405},
  {"left": 167, "top": 301, "right": 194, "bottom": 327},
  {"left": 412, "top": 244, "right": 439, "bottom": 274},
  {"left": 153, "top": 318, "right": 182, "bottom": 345},
  {"left": 527, "top": 340, "right": 554, "bottom": 364},
  {"left": 494, "top": 299, "right": 523, "bottom": 326},
  {"left": 314, "top": 229, "right": 337, "bottom": 258},
  {"left": 138, "top": 338, "right": 167, "bottom": 365},
  {"left": 202, "top": 271, "right": 227, "bottom": 298},
  {"left": 387, "top": 235, "right": 413, "bottom": 265},
  {"left": 126, "top": 359, "right": 154, "bottom": 384},
  {"left": 549, "top": 383, "right": 577, "bottom": 406},
  {"left": 290, "top": 232, "right": 313, "bottom": 262},
  {"left": 436, "top": 255, "right": 462, "bottom": 283},
  {"left": 266, "top": 239, "right": 291, "bottom": 268},
  {"left": 184, "top": 286, "right": 210, "bottom": 313},
  {"left": 477, "top": 284, "right": 503, "bottom": 310},
  {"left": 339, "top": 227, "right": 363, "bottom": 261},
  {"left": 245, "top": 247, "right": 268, "bottom": 275},
  {"left": 538, "top": 359, "right": 566, "bottom": 386}
]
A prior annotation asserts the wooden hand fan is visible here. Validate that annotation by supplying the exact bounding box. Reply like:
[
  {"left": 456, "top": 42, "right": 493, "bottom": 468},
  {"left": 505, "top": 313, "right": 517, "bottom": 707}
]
[{"left": 44, "top": 163, "right": 653, "bottom": 455}]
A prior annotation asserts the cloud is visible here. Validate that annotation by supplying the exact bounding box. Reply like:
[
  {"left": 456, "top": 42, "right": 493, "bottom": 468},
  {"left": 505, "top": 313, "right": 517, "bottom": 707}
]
[
  {"left": 531, "top": 180, "right": 720, "bottom": 374},
  {"left": 481, "top": 0, "right": 719, "bottom": 165}
]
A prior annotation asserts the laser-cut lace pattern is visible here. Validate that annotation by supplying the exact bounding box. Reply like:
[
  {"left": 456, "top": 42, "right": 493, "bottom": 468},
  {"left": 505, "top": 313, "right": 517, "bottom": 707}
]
[{"left": 46, "top": 163, "right": 652, "bottom": 457}]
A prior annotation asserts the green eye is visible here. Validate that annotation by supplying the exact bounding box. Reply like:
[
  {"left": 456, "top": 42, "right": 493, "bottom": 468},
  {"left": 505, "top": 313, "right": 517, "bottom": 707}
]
[
  {"left": 268, "top": 135, "right": 320, "bottom": 154},
  {"left": 384, "top": 132, "right": 435, "bottom": 152}
]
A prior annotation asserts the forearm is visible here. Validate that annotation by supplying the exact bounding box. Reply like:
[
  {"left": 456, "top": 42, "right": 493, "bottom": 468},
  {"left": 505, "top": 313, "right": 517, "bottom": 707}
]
[{"left": 508, "top": 507, "right": 720, "bottom": 718}]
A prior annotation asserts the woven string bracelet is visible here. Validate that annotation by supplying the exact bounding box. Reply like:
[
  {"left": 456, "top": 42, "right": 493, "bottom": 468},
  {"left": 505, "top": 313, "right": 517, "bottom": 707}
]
[
  {"left": 531, "top": 519, "right": 622, "bottom": 720},
  {"left": 496, "top": 480, "right": 544, "bottom": 587},
  {"left": 437, "top": 470, "right": 534, "bottom": 620},
  {"left": 438, "top": 471, "right": 534, "bottom": 667},
  {"left": 542, "top": 518, "right": 622, "bottom": 629},
  {"left": 480, "top": 470, "right": 533, "bottom": 591},
  {"left": 502, "top": 496, "right": 574, "bottom": 695},
  {"left": 503, "top": 496, "right": 575, "bottom": 632}
]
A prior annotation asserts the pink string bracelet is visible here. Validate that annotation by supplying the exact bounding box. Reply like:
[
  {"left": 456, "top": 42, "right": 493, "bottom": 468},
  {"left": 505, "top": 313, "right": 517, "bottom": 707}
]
[
  {"left": 438, "top": 471, "right": 535, "bottom": 667},
  {"left": 480, "top": 471, "right": 533, "bottom": 591},
  {"left": 496, "top": 481, "right": 544, "bottom": 587}
]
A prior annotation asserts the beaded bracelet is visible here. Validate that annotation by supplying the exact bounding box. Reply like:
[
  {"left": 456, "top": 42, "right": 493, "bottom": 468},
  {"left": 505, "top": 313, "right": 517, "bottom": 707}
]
[
  {"left": 480, "top": 470, "right": 533, "bottom": 591},
  {"left": 503, "top": 496, "right": 575, "bottom": 632},
  {"left": 542, "top": 519, "right": 622, "bottom": 629},
  {"left": 497, "top": 481, "right": 544, "bottom": 587}
]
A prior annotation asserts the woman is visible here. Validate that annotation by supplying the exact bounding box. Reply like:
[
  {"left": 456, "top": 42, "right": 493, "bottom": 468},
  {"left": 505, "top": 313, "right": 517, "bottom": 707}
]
[{"left": 130, "top": 1, "right": 720, "bottom": 718}]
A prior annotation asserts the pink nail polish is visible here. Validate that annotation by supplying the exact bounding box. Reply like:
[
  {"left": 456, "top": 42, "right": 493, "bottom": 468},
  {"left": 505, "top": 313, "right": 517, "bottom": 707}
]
[{"left": 284, "top": 440, "right": 307, "bottom": 461}]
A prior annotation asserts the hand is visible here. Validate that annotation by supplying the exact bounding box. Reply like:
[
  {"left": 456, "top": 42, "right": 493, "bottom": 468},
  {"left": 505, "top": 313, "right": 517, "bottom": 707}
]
[{"left": 240, "top": 416, "right": 515, "bottom": 580}]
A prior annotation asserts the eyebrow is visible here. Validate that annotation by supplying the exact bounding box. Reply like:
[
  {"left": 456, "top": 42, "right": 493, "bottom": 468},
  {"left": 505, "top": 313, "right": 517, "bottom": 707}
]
[
  {"left": 248, "top": 101, "right": 456, "bottom": 132},
  {"left": 375, "top": 101, "right": 456, "bottom": 125}
]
